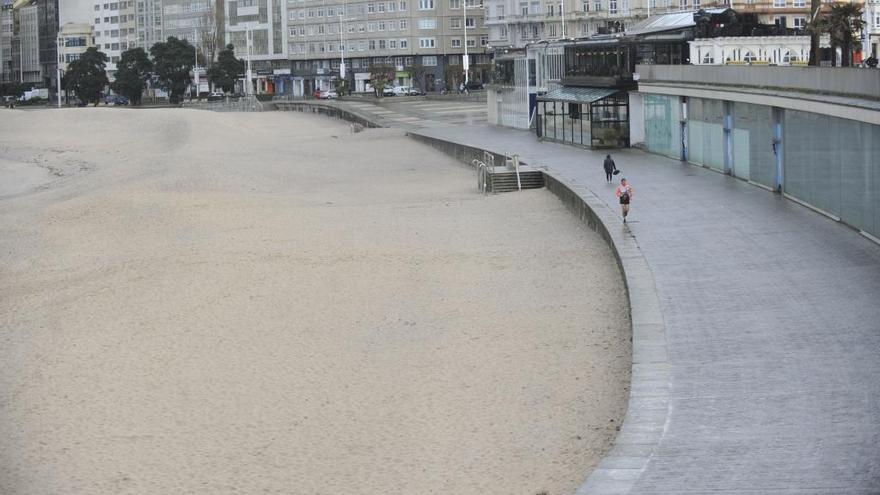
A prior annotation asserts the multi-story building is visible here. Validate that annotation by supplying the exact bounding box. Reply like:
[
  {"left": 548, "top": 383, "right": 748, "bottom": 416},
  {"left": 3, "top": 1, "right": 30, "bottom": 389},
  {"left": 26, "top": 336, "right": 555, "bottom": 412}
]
[
  {"left": 867, "top": 0, "right": 879, "bottom": 58},
  {"left": 224, "top": 0, "right": 287, "bottom": 93},
  {"left": 93, "top": 1, "right": 126, "bottom": 77},
  {"left": 57, "top": 22, "right": 95, "bottom": 70},
  {"left": 275, "top": 0, "right": 491, "bottom": 96},
  {"left": 0, "top": 2, "right": 14, "bottom": 83},
  {"left": 0, "top": 0, "right": 58, "bottom": 88},
  {"left": 485, "top": 0, "right": 742, "bottom": 50}
]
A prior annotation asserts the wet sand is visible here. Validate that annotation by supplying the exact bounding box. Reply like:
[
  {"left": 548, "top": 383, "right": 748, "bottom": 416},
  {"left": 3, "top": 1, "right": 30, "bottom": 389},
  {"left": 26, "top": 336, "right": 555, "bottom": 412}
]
[{"left": 0, "top": 107, "right": 630, "bottom": 495}]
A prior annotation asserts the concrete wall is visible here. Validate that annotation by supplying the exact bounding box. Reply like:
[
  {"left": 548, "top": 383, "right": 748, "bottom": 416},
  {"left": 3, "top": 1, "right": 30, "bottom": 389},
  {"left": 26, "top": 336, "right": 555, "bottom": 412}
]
[
  {"left": 628, "top": 91, "right": 645, "bottom": 148},
  {"left": 636, "top": 64, "right": 880, "bottom": 101}
]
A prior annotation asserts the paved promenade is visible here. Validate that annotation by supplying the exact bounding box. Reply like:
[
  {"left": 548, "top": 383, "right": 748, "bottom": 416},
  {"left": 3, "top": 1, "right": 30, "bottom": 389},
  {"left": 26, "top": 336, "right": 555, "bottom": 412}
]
[{"left": 296, "top": 99, "right": 880, "bottom": 494}]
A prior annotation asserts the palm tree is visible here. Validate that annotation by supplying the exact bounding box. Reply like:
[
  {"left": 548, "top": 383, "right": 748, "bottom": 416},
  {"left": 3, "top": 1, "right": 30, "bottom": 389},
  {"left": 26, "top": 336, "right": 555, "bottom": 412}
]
[{"left": 809, "top": 3, "right": 866, "bottom": 67}]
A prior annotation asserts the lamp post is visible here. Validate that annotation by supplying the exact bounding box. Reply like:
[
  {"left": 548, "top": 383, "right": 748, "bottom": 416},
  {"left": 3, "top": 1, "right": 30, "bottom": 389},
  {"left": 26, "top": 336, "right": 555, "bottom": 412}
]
[
  {"left": 245, "top": 22, "right": 253, "bottom": 95},
  {"left": 56, "top": 34, "right": 62, "bottom": 108},
  {"left": 463, "top": 0, "right": 469, "bottom": 84},
  {"left": 193, "top": 28, "right": 200, "bottom": 100}
]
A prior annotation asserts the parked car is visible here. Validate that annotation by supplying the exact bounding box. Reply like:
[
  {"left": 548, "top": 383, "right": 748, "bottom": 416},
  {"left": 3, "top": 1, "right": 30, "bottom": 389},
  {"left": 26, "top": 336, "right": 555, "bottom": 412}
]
[
  {"left": 465, "top": 81, "right": 484, "bottom": 91},
  {"left": 391, "top": 86, "right": 411, "bottom": 96},
  {"left": 318, "top": 90, "right": 338, "bottom": 99},
  {"left": 407, "top": 87, "right": 425, "bottom": 96},
  {"left": 382, "top": 86, "right": 395, "bottom": 97},
  {"left": 104, "top": 95, "right": 129, "bottom": 105},
  {"left": 207, "top": 92, "right": 225, "bottom": 102}
]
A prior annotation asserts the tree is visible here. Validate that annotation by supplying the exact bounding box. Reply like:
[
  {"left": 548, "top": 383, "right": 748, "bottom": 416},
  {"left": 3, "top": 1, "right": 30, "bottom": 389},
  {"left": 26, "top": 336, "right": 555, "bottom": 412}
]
[
  {"left": 65, "top": 47, "right": 109, "bottom": 106},
  {"left": 809, "top": 3, "right": 866, "bottom": 67},
  {"left": 150, "top": 37, "right": 195, "bottom": 104},
  {"left": 111, "top": 48, "right": 153, "bottom": 105},
  {"left": 199, "top": 2, "right": 222, "bottom": 64},
  {"left": 207, "top": 44, "right": 244, "bottom": 93},
  {"left": 369, "top": 65, "right": 395, "bottom": 97},
  {"left": 405, "top": 62, "right": 426, "bottom": 92}
]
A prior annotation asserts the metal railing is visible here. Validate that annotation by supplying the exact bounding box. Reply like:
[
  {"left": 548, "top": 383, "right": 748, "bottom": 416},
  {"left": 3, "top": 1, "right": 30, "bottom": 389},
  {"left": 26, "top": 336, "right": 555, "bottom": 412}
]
[{"left": 183, "top": 95, "right": 265, "bottom": 112}]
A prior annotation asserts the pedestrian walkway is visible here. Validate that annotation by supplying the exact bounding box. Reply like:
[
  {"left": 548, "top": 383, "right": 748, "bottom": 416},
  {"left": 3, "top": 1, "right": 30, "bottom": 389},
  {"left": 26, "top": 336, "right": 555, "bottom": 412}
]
[{"left": 293, "top": 101, "right": 880, "bottom": 494}]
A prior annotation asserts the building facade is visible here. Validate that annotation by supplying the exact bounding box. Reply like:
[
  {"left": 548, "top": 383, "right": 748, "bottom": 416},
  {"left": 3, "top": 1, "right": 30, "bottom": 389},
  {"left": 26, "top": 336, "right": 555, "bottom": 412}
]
[
  {"left": 0, "top": 0, "right": 58, "bottom": 88},
  {"left": 58, "top": 22, "right": 95, "bottom": 71}
]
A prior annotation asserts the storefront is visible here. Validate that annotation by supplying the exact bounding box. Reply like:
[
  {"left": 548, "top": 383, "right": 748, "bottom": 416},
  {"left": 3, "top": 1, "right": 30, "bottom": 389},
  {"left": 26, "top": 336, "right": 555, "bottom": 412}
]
[{"left": 536, "top": 87, "right": 629, "bottom": 148}]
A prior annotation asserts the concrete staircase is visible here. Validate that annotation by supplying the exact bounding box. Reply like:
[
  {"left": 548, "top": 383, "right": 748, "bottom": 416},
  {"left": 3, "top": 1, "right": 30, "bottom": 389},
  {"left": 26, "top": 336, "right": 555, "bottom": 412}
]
[{"left": 486, "top": 168, "right": 545, "bottom": 193}]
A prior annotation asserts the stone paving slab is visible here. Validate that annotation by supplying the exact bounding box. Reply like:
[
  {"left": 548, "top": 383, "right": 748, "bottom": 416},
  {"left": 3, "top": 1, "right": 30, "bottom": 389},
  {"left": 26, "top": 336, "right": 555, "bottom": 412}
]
[{"left": 289, "top": 101, "right": 880, "bottom": 494}]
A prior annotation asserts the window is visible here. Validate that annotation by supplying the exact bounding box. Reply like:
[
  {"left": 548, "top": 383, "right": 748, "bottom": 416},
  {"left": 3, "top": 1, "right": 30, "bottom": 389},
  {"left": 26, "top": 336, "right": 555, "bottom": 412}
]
[
  {"left": 547, "top": 4, "right": 554, "bottom": 15},
  {"left": 308, "top": 8, "right": 314, "bottom": 17},
  {"left": 549, "top": 23, "right": 557, "bottom": 36},
  {"left": 451, "top": 38, "right": 461, "bottom": 47},
  {"left": 368, "top": 22, "right": 376, "bottom": 31},
  {"left": 378, "top": 3, "right": 385, "bottom": 11},
  {"left": 520, "top": 2, "right": 528, "bottom": 14},
  {"left": 400, "top": 39, "right": 408, "bottom": 48},
  {"left": 388, "top": 21, "right": 396, "bottom": 30},
  {"left": 793, "top": 17, "right": 806, "bottom": 28},
  {"left": 422, "top": 55, "right": 437, "bottom": 66},
  {"left": 369, "top": 40, "right": 376, "bottom": 49},
  {"left": 368, "top": 3, "right": 375, "bottom": 12},
  {"left": 359, "top": 41, "right": 366, "bottom": 51},
  {"left": 743, "top": 51, "right": 757, "bottom": 62},
  {"left": 419, "top": 18, "right": 436, "bottom": 29},
  {"left": 781, "top": 50, "right": 792, "bottom": 64},
  {"left": 500, "top": 25, "right": 508, "bottom": 38},
  {"left": 328, "top": 7, "right": 335, "bottom": 15},
  {"left": 466, "top": 39, "right": 476, "bottom": 47},
  {"left": 317, "top": 8, "right": 324, "bottom": 16},
  {"left": 480, "top": 35, "right": 488, "bottom": 46},
  {"left": 465, "top": 17, "right": 475, "bottom": 28},
  {"left": 389, "top": 40, "right": 397, "bottom": 48},
  {"left": 451, "top": 18, "right": 461, "bottom": 28},
  {"left": 419, "top": 37, "right": 435, "bottom": 47},
  {"left": 773, "top": 0, "right": 784, "bottom": 7},
  {"left": 379, "top": 21, "right": 386, "bottom": 30},
  {"left": 400, "top": 19, "right": 407, "bottom": 29},
  {"left": 318, "top": 25, "right": 325, "bottom": 34},
  {"left": 702, "top": 51, "right": 713, "bottom": 64},
  {"left": 400, "top": 1, "right": 407, "bottom": 10},
  {"left": 389, "top": 1, "right": 396, "bottom": 11},
  {"left": 610, "top": 0, "right": 617, "bottom": 13},
  {"left": 358, "top": 23, "right": 365, "bottom": 32},
  {"left": 419, "top": 0, "right": 434, "bottom": 9},
  {"left": 379, "top": 39, "right": 386, "bottom": 49},
  {"left": 450, "top": 0, "right": 461, "bottom": 7}
]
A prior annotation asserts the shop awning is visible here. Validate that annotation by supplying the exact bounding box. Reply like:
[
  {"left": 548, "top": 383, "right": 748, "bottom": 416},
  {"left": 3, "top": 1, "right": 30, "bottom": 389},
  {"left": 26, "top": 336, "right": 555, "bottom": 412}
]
[{"left": 537, "top": 87, "right": 619, "bottom": 104}]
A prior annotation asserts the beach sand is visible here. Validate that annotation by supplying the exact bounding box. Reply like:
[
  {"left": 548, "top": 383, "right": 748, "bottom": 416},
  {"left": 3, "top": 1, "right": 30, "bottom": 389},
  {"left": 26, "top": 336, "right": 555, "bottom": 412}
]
[{"left": 0, "top": 107, "right": 630, "bottom": 495}]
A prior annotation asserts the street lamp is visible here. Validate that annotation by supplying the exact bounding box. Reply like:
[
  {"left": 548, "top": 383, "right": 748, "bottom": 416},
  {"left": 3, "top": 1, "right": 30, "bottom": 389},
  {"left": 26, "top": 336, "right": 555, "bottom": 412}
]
[
  {"left": 463, "top": 0, "right": 469, "bottom": 84},
  {"left": 340, "top": 15, "right": 357, "bottom": 81},
  {"left": 244, "top": 22, "right": 253, "bottom": 96}
]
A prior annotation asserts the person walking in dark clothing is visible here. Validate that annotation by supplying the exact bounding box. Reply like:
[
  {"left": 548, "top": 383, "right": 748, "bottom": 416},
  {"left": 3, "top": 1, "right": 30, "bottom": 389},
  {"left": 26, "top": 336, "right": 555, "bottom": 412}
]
[{"left": 603, "top": 155, "right": 617, "bottom": 182}]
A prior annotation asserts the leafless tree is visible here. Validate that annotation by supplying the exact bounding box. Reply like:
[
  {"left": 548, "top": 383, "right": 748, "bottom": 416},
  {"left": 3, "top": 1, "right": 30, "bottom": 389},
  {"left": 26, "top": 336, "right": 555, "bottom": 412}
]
[{"left": 199, "top": 1, "right": 224, "bottom": 64}]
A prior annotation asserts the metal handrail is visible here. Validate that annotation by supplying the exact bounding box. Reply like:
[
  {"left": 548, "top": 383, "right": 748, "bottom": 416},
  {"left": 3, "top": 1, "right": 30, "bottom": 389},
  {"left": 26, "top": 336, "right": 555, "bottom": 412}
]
[{"left": 472, "top": 159, "right": 489, "bottom": 194}]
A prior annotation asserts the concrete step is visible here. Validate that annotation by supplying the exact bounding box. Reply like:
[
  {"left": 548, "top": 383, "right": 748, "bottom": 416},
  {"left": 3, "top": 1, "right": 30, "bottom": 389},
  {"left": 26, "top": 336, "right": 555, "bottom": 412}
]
[{"left": 487, "top": 171, "right": 544, "bottom": 193}]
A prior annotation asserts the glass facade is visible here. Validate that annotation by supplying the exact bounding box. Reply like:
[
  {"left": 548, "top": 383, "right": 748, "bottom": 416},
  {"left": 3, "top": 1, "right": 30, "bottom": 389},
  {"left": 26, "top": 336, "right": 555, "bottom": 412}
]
[
  {"left": 732, "top": 102, "right": 776, "bottom": 189},
  {"left": 643, "top": 93, "right": 880, "bottom": 239},
  {"left": 688, "top": 98, "right": 725, "bottom": 172},
  {"left": 537, "top": 93, "right": 628, "bottom": 148},
  {"left": 645, "top": 94, "right": 681, "bottom": 160},
  {"left": 785, "top": 110, "right": 880, "bottom": 237}
]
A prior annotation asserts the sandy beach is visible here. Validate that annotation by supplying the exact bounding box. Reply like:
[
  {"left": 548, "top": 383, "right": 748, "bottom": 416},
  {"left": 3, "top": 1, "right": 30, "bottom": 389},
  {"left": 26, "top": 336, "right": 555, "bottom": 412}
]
[{"left": 0, "top": 107, "right": 630, "bottom": 495}]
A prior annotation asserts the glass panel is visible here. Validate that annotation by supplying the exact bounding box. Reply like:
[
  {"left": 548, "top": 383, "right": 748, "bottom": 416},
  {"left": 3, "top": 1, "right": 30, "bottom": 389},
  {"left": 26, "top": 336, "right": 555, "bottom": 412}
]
[
  {"left": 784, "top": 109, "right": 880, "bottom": 236},
  {"left": 644, "top": 94, "right": 681, "bottom": 159},
  {"left": 687, "top": 97, "right": 725, "bottom": 171},
  {"left": 732, "top": 102, "right": 775, "bottom": 187}
]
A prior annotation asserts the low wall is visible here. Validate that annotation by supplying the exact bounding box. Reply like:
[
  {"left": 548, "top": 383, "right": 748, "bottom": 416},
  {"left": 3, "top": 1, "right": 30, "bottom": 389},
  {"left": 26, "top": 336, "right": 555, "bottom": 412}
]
[
  {"left": 407, "top": 130, "right": 671, "bottom": 495},
  {"left": 636, "top": 64, "right": 880, "bottom": 101},
  {"left": 275, "top": 101, "right": 383, "bottom": 129}
]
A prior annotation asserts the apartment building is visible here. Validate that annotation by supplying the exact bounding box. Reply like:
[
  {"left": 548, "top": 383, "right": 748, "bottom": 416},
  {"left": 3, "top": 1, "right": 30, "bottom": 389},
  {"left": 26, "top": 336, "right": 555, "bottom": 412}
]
[
  {"left": 57, "top": 22, "right": 95, "bottom": 71},
  {"left": 0, "top": 2, "right": 13, "bottom": 82},
  {"left": 277, "top": 0, "right": 491, "bottom": 95},
  {"left": 0, "top": 0, "right": 58, "bottom": 87},
  {"left": 866, "top": 0, "right": 879, "bottom": 58},
  {"left": 485, "top": 0, "right": 738, "bottom": 49}
]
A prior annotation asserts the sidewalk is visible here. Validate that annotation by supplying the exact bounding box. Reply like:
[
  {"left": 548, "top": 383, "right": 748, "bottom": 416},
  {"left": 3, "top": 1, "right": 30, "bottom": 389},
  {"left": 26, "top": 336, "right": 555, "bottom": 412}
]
[
  {"left": 296, "top": 102, "right": 880, "bottom": 494},
  {"left": 414, "top": 124, "right": 880, "bottom": 494}
]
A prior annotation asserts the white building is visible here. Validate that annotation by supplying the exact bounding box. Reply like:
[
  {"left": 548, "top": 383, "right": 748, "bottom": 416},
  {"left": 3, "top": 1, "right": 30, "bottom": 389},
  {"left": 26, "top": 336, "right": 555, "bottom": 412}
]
[
  {"left": 58, "top": 22, "right": 95, "bottom": 71},
  {"left": 689, "top": 36, "right": 813, "bottom": 65},
  {"left": 93, "top": 1, "right": 125, "bottom": 78}
]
